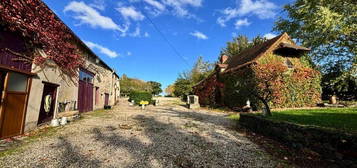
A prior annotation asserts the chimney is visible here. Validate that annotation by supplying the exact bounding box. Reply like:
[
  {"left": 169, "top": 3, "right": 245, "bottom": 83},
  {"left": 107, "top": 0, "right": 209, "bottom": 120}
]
[{"left": 220, "top": 54, "right": 228, "bottom": 64}]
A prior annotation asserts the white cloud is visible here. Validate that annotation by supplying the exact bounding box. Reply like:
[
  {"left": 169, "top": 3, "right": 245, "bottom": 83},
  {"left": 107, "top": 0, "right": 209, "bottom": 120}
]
[
  {"left": 235, "top": 18, "right": 250, "bottom": 29},
  {"left": 130, "top": 26, "right": 141, "bottom": 37},
  {"left": 84, "top": 41, "right": 119, "bottom": 58},
  {"left": 162, "top": 0, "right": 202, "bottom": 18},
  {"left": 264, "top": 33, "right": 277, "bottom": 39},
  {"left": 190, "top": 31, "right": 208, "bottom": 40},
  {"left": 127, "top": 26, "right": 149, "bottom": 38},
  {"left": 144, "top": 0, "right": 165, "bottom": 11},
  {"left": 126, "top": 0, "right": 202, "bottom": 20},
  {"left": 127, "top": 51, "right": 132, "bottom": 56},
  {"left": 89, "top": 0, "right": 105, "bottom": 11},
  {"left": 144, "top": 32, "right": 150, "bottom": 37},
  {"left": 64, "top": 1, "right": 128, "bottom": 34},
  {"left": 217, "top": 0, "right": 277, "bottom": 27},
  {"left": 116, "top": 6, "right": 145, "bottom": 21}
]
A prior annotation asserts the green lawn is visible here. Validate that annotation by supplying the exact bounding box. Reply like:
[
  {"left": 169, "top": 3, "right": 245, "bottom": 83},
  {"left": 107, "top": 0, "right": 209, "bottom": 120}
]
[{"left": 266, "top": 108, "right": 357, "bottom": 134}]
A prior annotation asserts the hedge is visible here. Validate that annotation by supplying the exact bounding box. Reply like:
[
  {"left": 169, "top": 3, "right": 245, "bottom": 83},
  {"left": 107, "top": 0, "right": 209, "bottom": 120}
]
[
  {"left": 129, "top": 91, "right": 152, "bottom": 105},
  {"left": 239, "top": 114, "right": 357, "bottom": 167}
]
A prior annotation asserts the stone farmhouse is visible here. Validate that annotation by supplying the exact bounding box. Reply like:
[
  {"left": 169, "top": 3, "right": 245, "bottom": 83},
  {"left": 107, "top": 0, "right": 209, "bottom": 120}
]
[{"left": 0, "top": 0, "right": 120, "bottom": 139}]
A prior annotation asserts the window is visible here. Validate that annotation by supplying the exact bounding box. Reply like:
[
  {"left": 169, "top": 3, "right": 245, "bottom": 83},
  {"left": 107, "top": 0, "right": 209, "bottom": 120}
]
[
  {"left": 79, "top": 70, "right": 94, "bottom": 83},
  {"left": 285, "top": 59, "right": 294, "bottom": 69},
  {"left": 7, "top": 72, "right": 28, "bottom": 92}
]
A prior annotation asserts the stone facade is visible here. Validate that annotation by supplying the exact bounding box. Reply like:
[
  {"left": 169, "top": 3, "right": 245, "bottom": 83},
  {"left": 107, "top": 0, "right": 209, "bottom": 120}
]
[{"left": 24, "top": 47, "right": 120, "bottom": 132}]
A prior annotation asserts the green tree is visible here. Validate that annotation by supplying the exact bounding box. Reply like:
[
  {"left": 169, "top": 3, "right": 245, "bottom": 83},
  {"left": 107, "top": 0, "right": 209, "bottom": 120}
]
[
  {"left": 148, "top": 81, "right": 162, "bottom": 96},
  {"left": 120, "top": 74, "right": 152, "bottom": 96},
  {"left": 172, "top": 56, "right": 214, "bottom": 98},
  {"left": 221, "top": 35, "right": 267, "bottom": 58},
  {"left": 190, "top": 56, "right": 214, "bottom": 84},
  {"left": 173, "top": 78, "right": 193, "bottom": 98},
  {"left": 274, "top": 0, "right": 357, "bottom": 97},
  {"left": 165, "top": 84, "right": 175, "bottom": 97}
]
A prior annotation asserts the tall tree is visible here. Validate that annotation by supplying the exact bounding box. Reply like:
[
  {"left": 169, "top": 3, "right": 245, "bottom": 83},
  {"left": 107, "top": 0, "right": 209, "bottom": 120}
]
[
  {"left": 165, "top": 84, "right": 175, "bottom": 97},
  {"left": 274, "top": 0, "right": 357, "bottom": 96},
  {"left": 172, "top": 56, "right": 214, "bottom": 98},
  {"left": 173, "top": 78, "right": 193, "bottom": 98},
  {"left": 120, "top": 75, "right": 152, "bottom": 96},
  {"left": 148, "top": 81, "right": 162, "bottom": 96},
  {"left": 221, "top": 35, "right": 267, "bottom": 58},
  {"left": 190, "top": 56, "right": 214, "bottom": 84}
]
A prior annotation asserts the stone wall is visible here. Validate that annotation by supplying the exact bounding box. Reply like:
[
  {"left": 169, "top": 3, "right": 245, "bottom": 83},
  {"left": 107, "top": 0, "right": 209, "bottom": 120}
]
[
  {"left": 83, "top": 58, "right": 120, "bottom": 109},
  {"left": 25, "top": 60, "right": 78, "bottom": 132},
  {"left": 239, "top": 114, "right": 357, "bottom": 167},
  {"left": 24, "top": 49, "right": 120, "bottom": 132}
]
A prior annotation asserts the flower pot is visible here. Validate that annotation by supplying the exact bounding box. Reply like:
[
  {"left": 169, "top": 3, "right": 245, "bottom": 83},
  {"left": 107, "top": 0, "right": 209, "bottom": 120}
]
[
  {"left": 329, "top": 95, "right": 337, "bottom": 104},
  {"left": 60, "top": 117, "right": 67, "bottom": 125},
  {"left": 51, "top": 119, "right": 60, "bottom": 127}
]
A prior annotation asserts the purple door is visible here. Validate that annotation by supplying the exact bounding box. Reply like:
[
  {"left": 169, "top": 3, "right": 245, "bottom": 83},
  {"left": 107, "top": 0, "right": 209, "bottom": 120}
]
[
  {"left": 78, "top": 69, "right": 94, "bottom": 113},
  {"left": 104, "top": 93, "right": 109, "bottom": 106}
]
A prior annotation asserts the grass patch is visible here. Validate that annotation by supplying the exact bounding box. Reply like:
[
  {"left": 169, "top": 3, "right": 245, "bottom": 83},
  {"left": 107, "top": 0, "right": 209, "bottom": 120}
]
[
  {"left": 0, "top": 126, "right": 60, "bottom": 158},
  {"left": 170, "top": 99, "right": 186, "bottom": 106},
  {"left": 82, "top": 109, "right": 111, "bottom": 118},
  {"left": 201, "top": 106, "right": 232, "bottom": 113},
  {"left": 227, "top": 114, "right": 240, "bottom": 121},
  {"left": 265, "top": 108, "right": 357, "bottom": 134}
]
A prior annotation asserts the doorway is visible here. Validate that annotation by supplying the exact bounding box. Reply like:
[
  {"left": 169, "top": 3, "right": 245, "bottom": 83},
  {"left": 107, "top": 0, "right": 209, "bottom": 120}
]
[
  {"left": 0, "top": 71, "right": 30, "bottom": 139},
  {"left": 37, "top": 82, "right": 58, "bottom": 125},
  {"left": 104, "top": 93, "right": 109, "bottom": 106},
  {"left": 78, "top": 69, "right": 94, "bottom": 113}
]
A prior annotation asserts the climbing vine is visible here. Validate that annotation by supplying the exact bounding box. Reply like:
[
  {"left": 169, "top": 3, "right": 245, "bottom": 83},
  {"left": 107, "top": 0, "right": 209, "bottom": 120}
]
[
  {"left": 221, "top": 56, "right": 321, "bottom": 110},
  {"left": 0, "top": 0, "right": 84, "bottom": 75},
  {"left": 193, "top": 74, "right": 224, "bottom": 107},
  {"left": 194, "top": 54, "right": 322, "bottom": 111}
]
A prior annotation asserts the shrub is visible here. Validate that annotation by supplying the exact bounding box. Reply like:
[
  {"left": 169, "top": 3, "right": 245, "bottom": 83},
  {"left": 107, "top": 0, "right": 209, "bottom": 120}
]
[{"left": 129, "top": 91, "right": 152, "bottom": 105}]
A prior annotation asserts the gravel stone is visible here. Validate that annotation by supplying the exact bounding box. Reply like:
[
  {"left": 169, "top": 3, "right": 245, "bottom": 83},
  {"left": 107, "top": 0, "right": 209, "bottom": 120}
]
[{"left": 0, "top": 98, "right": 278, "bottom": 168}]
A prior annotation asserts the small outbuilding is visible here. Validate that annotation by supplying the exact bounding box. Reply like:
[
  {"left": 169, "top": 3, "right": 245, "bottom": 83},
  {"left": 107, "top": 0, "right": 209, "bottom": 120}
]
[{"left": 193, "top": 33, "right": 321, "bottom": 110}]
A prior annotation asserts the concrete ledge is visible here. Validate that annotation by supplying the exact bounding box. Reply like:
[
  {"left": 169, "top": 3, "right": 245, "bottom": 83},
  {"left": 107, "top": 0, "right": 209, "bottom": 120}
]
[{"left": 239, "top": 114, "right": 357, "bottom": 166}]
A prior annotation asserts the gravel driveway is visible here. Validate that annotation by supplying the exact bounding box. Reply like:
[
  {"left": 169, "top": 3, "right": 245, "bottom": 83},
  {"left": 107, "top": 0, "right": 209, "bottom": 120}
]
[{"left": 0, "top": 98, "right": 278, "bottom": 168}]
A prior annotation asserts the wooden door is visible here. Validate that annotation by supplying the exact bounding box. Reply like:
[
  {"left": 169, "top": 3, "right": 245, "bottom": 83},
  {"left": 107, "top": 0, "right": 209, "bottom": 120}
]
[
  {"left": 38, "top": 83, "right": 58, "bottom": 125},
  {"left": 78, "top": 69, "right": 94, "bottom": 113},
  {"left": 0, "top": 72, "right": 30, "bottom": 139},
  {"left": 104, "top": 93, "right": 109, "bottom": 106}
]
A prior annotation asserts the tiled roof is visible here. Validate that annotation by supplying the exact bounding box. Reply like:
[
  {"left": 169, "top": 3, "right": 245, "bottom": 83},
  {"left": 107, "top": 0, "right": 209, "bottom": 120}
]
[{"left": 223, "top": 33, "right": 309, "bottom": 73}]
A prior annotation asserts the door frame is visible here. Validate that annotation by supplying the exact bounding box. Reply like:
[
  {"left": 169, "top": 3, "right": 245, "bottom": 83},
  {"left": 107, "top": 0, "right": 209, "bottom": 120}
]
[
  {"left": 78, "top": 68, "right": 95, "bottom": 113},
  {"left": 37, "top": 82, "right": 59, "bottom": 125}
]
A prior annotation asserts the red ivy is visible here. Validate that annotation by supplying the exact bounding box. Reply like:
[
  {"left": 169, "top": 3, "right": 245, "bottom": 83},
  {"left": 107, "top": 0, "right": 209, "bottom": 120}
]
[
  {"left": 193, "top": 74, "right": 220, "bottom": 106},
  {"left": 252, "top": 62, "right": 287, "bottom": 103},
  {"left": 0, "top": 0, "right": 84, "bottom": 76}
]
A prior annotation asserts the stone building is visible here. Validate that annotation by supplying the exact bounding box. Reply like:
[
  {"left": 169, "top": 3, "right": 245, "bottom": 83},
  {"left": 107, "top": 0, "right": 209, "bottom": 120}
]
[
  {"left": 0, "top": 1, "right": 120, "bottom": 138},
  {"left": 193, "top": 33, "right": 321, "bottom": 110}
]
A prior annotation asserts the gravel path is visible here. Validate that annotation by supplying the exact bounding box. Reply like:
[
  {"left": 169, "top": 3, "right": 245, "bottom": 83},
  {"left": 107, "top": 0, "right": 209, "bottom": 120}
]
[{"left": 0, "top": 98, "right": 278, "bottom": 168}]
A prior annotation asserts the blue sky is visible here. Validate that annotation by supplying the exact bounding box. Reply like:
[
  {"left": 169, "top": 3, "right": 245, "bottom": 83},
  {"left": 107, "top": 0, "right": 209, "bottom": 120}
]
[{"left": 42, "top": 0, "right": 294, "bottom": 90}]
